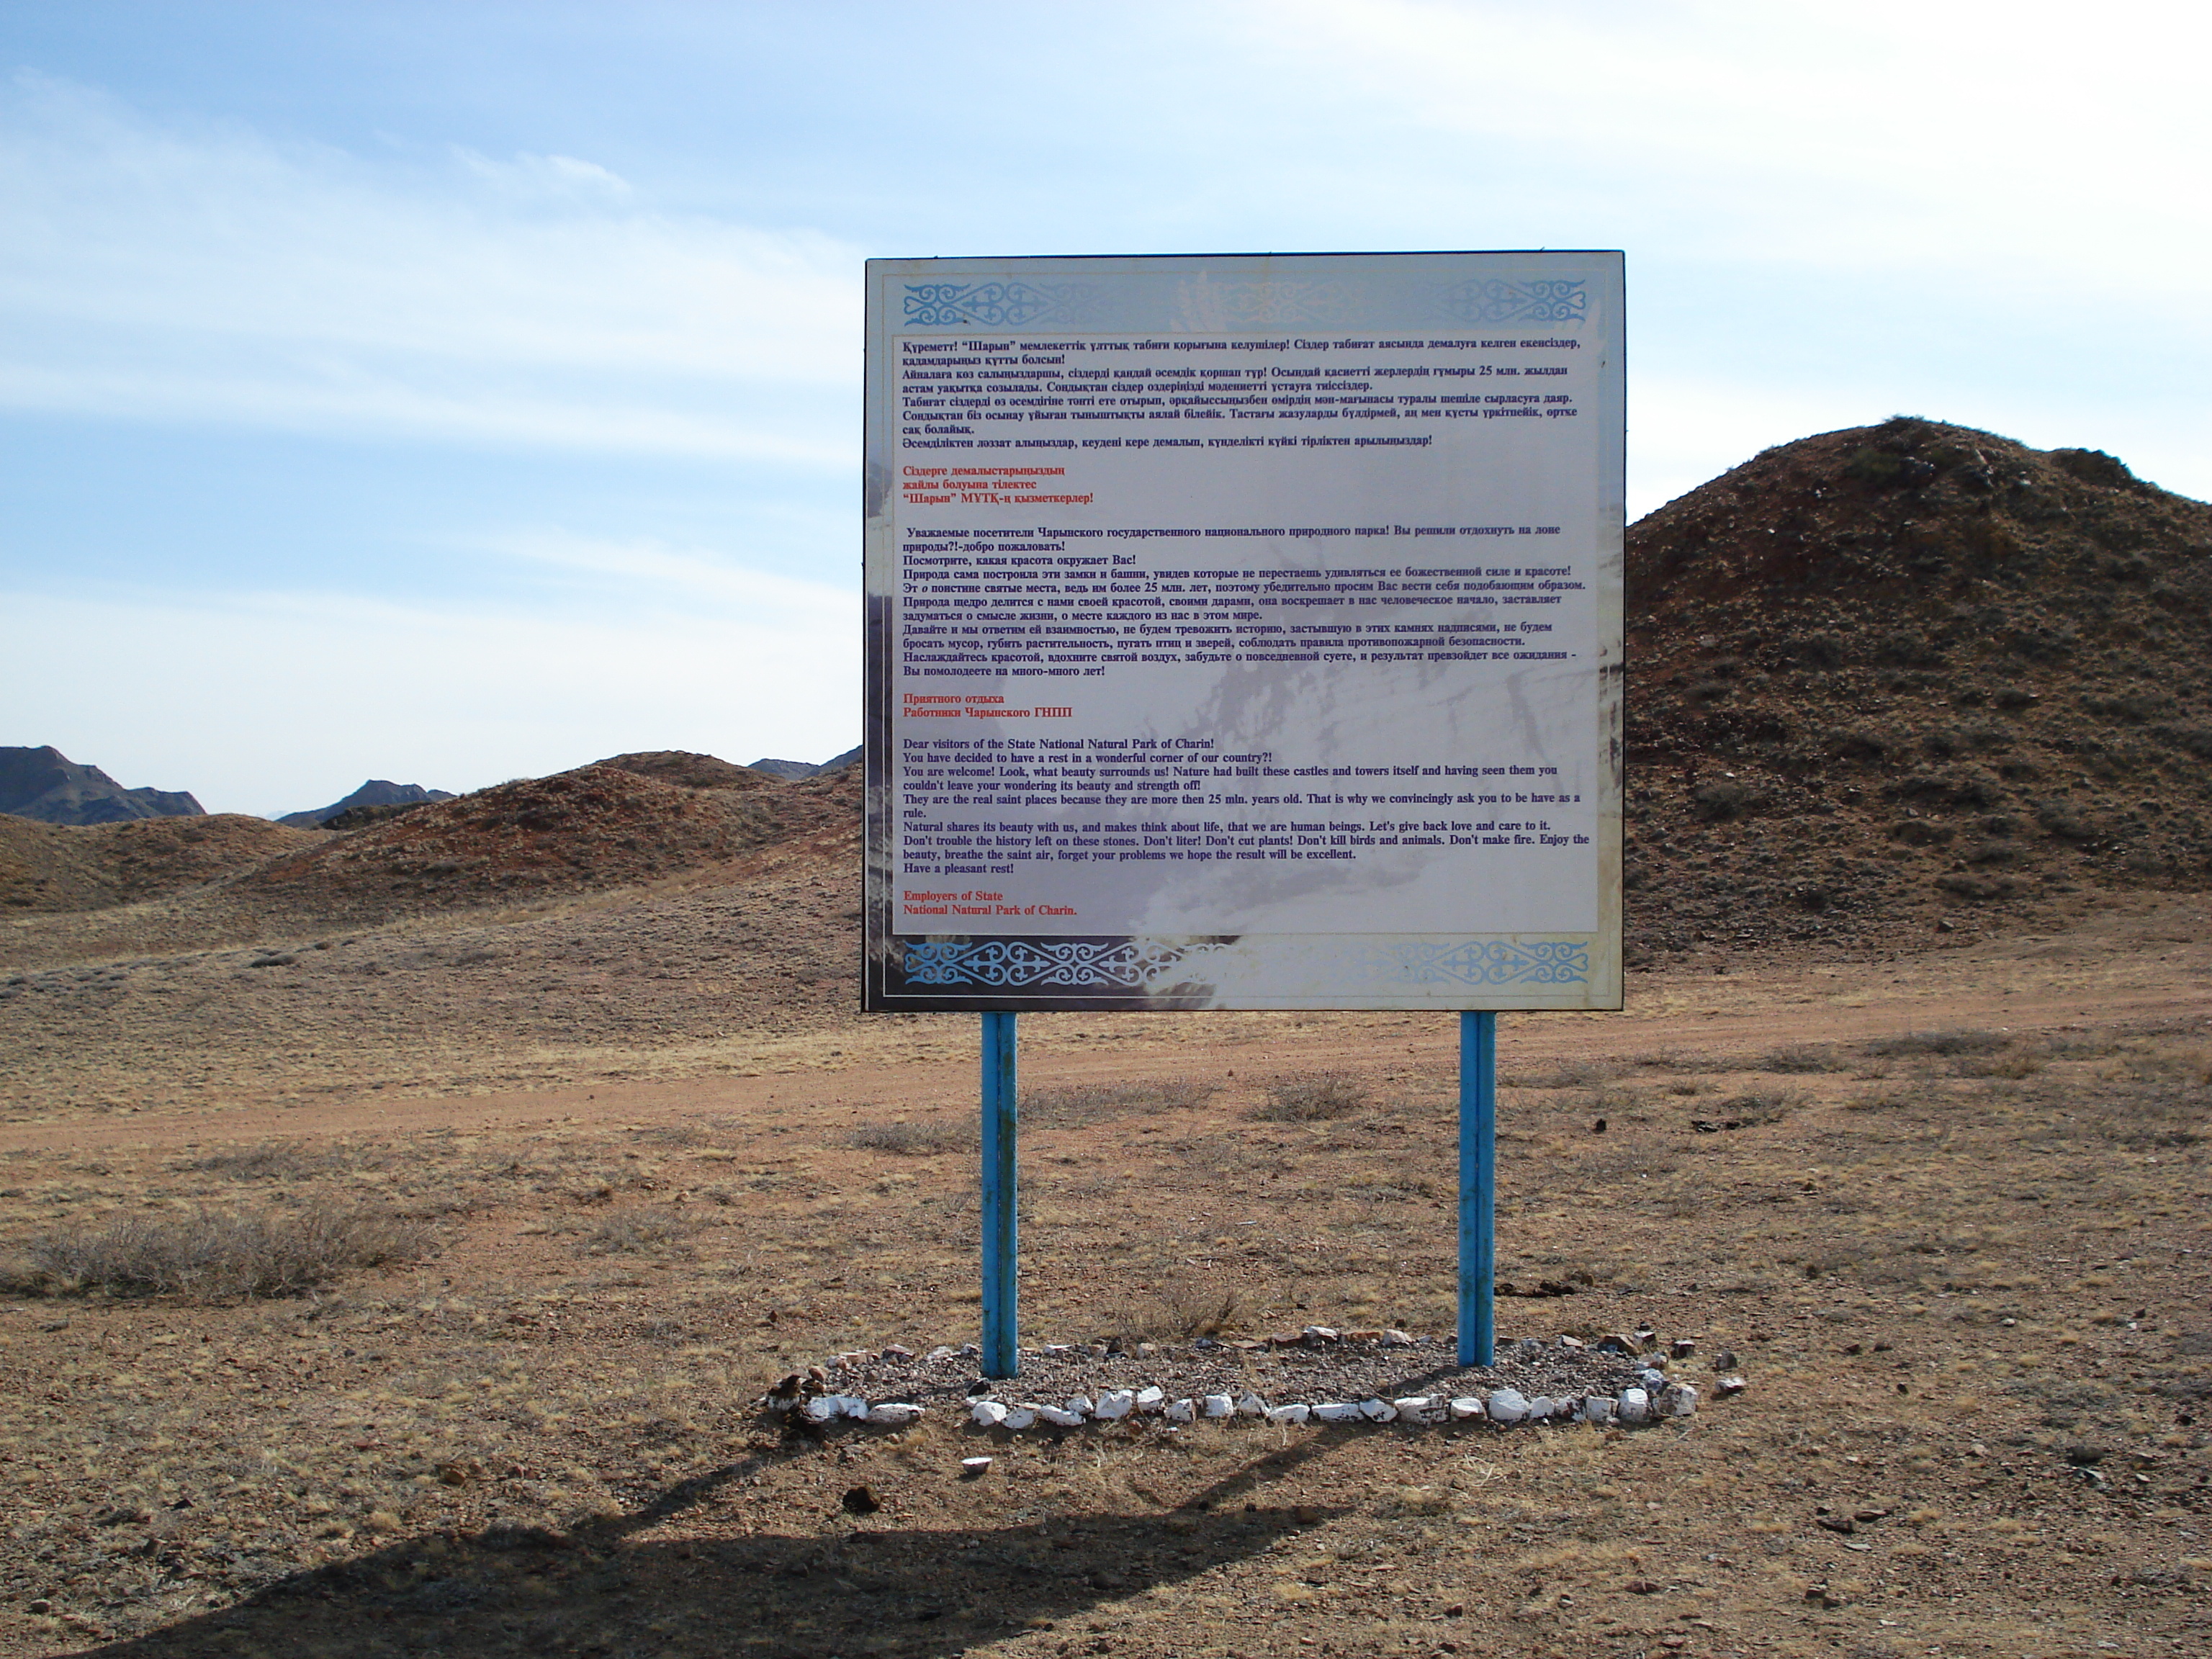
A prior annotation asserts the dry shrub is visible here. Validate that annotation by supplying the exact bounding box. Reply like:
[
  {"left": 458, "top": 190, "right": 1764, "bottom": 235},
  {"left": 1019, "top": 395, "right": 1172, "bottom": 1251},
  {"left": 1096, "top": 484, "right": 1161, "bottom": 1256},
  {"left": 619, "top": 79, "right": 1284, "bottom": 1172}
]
[
  {"left": 1107, "top": 1279, "right": 1253, "bottom": 1343},
  {"left": 1249, "top": 1073, "right": 1367, "bottom": 1123},
  {"left": 13, "top": 1202, "right": 430, "bottom": 1300},
  {"left": 1696, "top": 1089, "right": 1808, "bottom": 1128},
  {"left": 1864, "top": 1029, "right": 2011, "bottom": 1058},
  {"left": 1020, "top": 1079, "right": 1219, "bottom": 1128},
  {"left": 848, "top": 1120, "right": 979, "bottom": 1156},
  {"left": 581, "top": 1207, "right": 696, "bottom": 1254}
]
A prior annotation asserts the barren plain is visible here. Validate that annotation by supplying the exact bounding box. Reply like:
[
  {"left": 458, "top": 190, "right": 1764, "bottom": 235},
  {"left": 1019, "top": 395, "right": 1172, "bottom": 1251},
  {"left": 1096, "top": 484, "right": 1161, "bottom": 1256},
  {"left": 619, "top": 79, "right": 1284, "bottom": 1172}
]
[{"left": 1, "top": 858, "right": 2208, "bottom": 1658}]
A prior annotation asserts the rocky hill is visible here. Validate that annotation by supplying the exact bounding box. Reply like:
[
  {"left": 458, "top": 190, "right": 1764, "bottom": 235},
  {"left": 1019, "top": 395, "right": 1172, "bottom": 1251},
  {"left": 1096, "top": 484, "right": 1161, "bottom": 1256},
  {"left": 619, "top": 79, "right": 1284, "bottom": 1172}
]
[
  {"left": 1622, "top": 416, "right": 2212, "bottom": 963},
  {"left": 0, "top": 745, "right": 203, "bottom": 825},
  {"left": 747, "top": 745, "right": 861, "bottom": 781},
  {"left": 276, "top": 779, "right": 455, "bottom": 828}
]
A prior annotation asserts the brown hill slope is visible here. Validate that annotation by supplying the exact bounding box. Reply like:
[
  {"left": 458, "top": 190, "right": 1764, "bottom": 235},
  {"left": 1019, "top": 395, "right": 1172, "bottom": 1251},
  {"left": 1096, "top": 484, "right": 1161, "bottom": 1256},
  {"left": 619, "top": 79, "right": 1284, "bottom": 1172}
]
[
  {"left": 0, "top": 761, "right": 862, "bottom": 969},
  {"left": 1624, "top": 416, "right": 2212, "bottom": 962},
  {"left": 235, "top": 763, "right": 857, "bottom": 922},
  {"left": 0, "top": 814, "right": 318, "bottom": 915}
]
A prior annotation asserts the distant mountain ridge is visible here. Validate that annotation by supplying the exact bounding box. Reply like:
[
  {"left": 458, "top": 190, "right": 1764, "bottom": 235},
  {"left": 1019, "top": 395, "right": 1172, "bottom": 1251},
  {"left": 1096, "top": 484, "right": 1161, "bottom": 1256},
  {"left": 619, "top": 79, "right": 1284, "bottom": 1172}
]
[
  {"left": 748, "top": 746, "right": 860, "bottom": 780},
  {"left": 0, "top": 745, "right": 204, "bottom": 825},
  {"left": 278, "top": 780, "right": 456, "bottom": 829}
]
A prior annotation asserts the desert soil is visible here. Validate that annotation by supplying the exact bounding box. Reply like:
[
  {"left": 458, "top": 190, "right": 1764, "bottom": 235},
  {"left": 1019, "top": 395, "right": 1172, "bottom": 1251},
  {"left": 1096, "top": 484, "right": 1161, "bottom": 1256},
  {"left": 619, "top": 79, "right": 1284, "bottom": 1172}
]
[{"left": 1, "top": 891, "right": 2208, "bottom": 1659}]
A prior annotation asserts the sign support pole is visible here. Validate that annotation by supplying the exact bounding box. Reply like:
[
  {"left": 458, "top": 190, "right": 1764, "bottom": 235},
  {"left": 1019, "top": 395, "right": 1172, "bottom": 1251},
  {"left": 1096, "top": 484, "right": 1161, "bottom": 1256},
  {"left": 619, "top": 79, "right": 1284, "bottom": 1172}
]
[
  {"left": 981, "top": 1010, "right": 1020, "bottom": 1379},
  {"left": 1458, "top": 1010, "right": 1497, "bottom": 1368}
]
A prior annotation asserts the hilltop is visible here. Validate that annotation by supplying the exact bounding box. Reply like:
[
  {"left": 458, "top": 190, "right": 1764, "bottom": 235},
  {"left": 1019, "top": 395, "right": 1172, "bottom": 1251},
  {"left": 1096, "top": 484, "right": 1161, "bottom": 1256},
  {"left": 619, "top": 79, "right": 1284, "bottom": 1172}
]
[
  {"left": 1623, "top": 417, "right": 2212, "bottom": 963},
  {"left": 276, "top": 779, "right": 457, "bottom": 829}
]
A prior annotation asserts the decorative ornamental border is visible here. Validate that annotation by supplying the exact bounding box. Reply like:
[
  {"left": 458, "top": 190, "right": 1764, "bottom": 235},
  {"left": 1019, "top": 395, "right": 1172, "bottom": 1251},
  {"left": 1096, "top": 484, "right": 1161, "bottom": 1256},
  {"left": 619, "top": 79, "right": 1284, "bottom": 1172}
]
[
  {"left": 898, "top": 935, "right": 1590, "bottom": 992},
  {"left": 902, "top": 282, "right": 1104, "bottom": 329},
  {"left": 1439, "top": 279, "right": 1587, "bottom": 325}
]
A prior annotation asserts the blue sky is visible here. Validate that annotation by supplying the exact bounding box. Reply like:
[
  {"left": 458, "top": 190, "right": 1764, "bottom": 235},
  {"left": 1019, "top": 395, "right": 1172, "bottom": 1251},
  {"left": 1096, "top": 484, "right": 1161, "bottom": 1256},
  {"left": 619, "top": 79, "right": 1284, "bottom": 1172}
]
[{"left": 3, "top": 0, "right": 2205, "bottom": 815}]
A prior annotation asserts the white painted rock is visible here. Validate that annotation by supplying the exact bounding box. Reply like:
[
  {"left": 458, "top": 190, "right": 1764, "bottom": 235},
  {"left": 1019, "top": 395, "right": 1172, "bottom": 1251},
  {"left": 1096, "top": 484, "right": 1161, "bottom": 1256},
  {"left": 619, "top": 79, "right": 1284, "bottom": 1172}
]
[
  {"left": 1135, "top": 1386, "right": 1166, "bottom": 1414},
  {"left": 1577, "top": 1395, "right": 1614, "bottom": 1425},
  {"left": 1716, "top": 1375, "right": 1748, "bottom": 1398},
  {"left": 1312, "top": 1401, "right": 1362, "bottom": 1423},
  {"left": 1036, "top": 1405, "right": 1085, "bottom": 1428},
  {"left": 926, "top": 1345, "right": 957, "bottom": 1362},
  {"left": 1485, "top": 1388, "right": 1532, "bottom": 1425},
  {"left": 1065, "top": 1396, "right": 1094, "bottom": 1419},
  {"left": 1000, "top": 1407, "right": 1038, "bottom": 1431},
  {"left": 971, "top": 1401, "right": 1010, "bottom": 1428},
  {"left": 1381, "top": 1329, "right": 1415, "bottom": 1346},
  {"left": 1202, "top": 1394, "right": 1235, "bottom": 1419},
  {"left": 1359, "top": 1399, "right": 1398, "bottom": 1423},
  {"left": 1265, "top": 1403, "right": 1310, "bottom": 1425},
  {"left": 960, "top": 1455, "right": 992, "bottom": 1475},
  {"left": 1616, "top": 1387, "right": 1650, "bottom": 1425},
  {"left": 1393, "top": 1396, "right": 1442, "bottom": 1424},
  {"left": 1093, "top": 1390, "right": 1135, "bottom": 1421},
  {"left": 1164, "top": 1398, "right": 1197, "bottom": 1424},
  {"left": 1236, "top": 1393, "right": 1269, "bottom": 1417},
  {"left": 838, "top": 1396, "right": 871, "bottom": 1421},
  {"left": 1447, "top": 1396, "right": 1486, "bottom": 1421},
  {"left": 1661, "top": 1382, "right": 1699, "bottom": 1418},
  {"left": 803, "top": 1396, "right": 842, "bottom": 1424},
  {"left": 866, "top": 1402, "right": 924, "bottom": 1426}
]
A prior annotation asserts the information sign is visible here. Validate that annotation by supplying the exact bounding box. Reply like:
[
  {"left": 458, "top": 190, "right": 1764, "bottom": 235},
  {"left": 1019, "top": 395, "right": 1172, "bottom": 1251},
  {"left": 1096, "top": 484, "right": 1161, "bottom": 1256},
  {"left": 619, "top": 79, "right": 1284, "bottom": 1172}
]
[{"left": 863, "top": 252, "right": 1623, "bottom": 1013}]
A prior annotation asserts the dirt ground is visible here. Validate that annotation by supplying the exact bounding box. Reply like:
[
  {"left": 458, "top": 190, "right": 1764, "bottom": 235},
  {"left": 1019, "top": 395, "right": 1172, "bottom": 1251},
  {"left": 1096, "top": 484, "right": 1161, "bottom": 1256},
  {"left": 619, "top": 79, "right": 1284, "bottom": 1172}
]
[{"left": 1, "top": 888, "right": 2208, "bottom": 1658}]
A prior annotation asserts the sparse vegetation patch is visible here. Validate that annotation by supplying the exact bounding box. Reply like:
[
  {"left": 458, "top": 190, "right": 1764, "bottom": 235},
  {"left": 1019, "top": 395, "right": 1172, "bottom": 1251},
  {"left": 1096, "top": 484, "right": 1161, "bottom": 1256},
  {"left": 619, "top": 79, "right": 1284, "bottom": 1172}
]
[{"left": 11, "top": 1200, "right": 431, "bottom": 1299}]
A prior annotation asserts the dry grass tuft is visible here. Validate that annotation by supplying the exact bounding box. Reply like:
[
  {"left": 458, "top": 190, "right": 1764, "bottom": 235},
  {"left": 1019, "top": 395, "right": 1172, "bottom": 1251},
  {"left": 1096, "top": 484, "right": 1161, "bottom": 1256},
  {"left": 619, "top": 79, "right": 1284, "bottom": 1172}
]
[
  {"left": 1865, "top": 1029, "right": 2012, "bottom": 1058},
  {"left": 181, "top": 1142, "right": 362, "bottom": 1180},
  {"left": 10, "top": 1201, "right": 431, "bottom": 1299},
  {"left": 1762, "top": 1043, "right": 1850, "bottom": 1074},
  {"left": 580, "top": 1207, "right": 696, "bottom": 1254},
  {"left": 1501, "top": 1060, "right": 1620, "bottom": 1089},
  {"left": 1249, "top": 1074, "right": 1367, "bottom": 1123},
  {"left": 1021, "top": 1079, "right": 1220, "bottom": 1128},
  {"left": 848, "top": 1120, "right": 980, "bottom": 1156}
]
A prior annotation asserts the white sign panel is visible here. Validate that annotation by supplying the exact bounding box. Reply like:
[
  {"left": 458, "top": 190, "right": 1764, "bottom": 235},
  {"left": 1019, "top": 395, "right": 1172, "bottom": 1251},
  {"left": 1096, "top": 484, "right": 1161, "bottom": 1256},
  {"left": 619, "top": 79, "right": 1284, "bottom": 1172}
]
[{"left": 862, "top": 251, "right": 1623, "bottom": 1011}]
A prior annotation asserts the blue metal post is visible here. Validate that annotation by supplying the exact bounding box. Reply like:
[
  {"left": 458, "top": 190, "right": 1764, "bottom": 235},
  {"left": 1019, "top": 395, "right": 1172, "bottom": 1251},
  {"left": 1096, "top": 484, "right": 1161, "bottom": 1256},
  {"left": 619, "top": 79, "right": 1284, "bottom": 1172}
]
[
  {"left": 980, "top": 1010, "right": 1020, "bottom": 1379},
  {"left": 1458, "top": 1010, "right": 1497, "bottom": 1367}
]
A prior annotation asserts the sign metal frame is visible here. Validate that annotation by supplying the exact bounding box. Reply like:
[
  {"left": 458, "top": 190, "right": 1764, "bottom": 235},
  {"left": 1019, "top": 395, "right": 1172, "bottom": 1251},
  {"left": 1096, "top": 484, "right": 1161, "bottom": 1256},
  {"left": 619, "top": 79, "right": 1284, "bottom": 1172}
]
[{"left": 860, "top": 251, "right": 1624, "bottom": 1374}]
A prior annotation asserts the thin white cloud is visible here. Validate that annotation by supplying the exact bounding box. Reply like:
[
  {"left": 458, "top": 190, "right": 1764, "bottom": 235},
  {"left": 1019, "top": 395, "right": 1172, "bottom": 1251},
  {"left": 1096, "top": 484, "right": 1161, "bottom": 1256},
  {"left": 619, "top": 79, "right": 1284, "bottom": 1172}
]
[
  {"left": 452, "top": 147, "right": 636, "bottom": 202},
  {"left": 1245, "top": 0, "right": 2212, "bottom": 302},
  {"left": 0, "top": 73, "right": 863, "bottom": 451}
]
